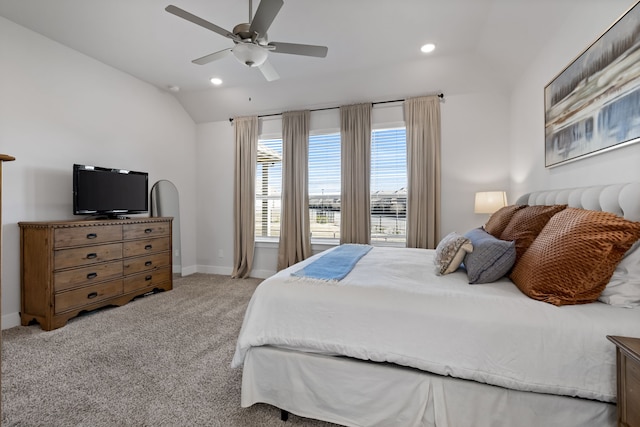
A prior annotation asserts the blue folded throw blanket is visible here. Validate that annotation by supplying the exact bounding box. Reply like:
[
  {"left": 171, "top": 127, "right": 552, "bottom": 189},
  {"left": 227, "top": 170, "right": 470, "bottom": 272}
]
[{"left": 291, "top": 244, "right": 373, "bottom": 281}]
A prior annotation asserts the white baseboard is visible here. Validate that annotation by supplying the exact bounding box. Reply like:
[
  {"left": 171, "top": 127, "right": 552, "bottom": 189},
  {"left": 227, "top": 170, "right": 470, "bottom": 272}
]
[
  {"left": 195, "top": 265, "right": 234, "bottom": 276},
  {"left": 249, "top": 269, "right": 276, "bottom": 279},
  {"left": 180, "top": 265, "right": 198, "bottom": 276},
  {"left": 185, "top": 264, "right": 274, "bottom": 279},
  {"left": 2, "top": 312, "right": 21, "bottom": 330}
]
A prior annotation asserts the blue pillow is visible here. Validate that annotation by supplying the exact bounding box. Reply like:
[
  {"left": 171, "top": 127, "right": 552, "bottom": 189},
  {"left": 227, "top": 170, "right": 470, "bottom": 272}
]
[{"left": 463, "top": 228, "right": 516, "bottom": 284}]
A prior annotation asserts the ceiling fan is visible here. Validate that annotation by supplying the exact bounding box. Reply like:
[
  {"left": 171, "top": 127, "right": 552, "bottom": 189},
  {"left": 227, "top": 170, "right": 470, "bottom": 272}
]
[{"left": 165, "top": 0, "right": 328, "bottom": 82}]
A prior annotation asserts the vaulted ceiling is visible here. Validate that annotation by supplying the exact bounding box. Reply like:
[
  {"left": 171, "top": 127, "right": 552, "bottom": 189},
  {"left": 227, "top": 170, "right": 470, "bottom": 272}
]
[{"left": 0, "top": 0, "right": 614, "bottom": 123}]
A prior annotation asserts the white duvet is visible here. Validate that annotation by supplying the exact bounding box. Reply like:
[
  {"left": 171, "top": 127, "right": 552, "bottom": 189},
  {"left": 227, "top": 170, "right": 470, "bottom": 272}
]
[{"left": 232, "top": 246, "right": 640, "bottom": 402}]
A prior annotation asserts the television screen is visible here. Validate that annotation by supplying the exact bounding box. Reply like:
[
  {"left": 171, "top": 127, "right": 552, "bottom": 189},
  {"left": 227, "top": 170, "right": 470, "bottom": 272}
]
[{"left": 73, "top": 164, "right": 148, "bottom": 217}]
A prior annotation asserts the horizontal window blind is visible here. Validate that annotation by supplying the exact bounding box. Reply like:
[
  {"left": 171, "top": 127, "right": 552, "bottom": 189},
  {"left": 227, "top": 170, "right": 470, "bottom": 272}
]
[
  {"left": 308, "top": 133, "right": 341, "bottom": 240},
  {"left": 255, "top": 139, "right": 282, "bottom": 238},
  {"left": 371, "top": 128, "right": 407, "bottom": 244},
  {"left": 254, "top": 129, "right": 406, "bottom": 245}
]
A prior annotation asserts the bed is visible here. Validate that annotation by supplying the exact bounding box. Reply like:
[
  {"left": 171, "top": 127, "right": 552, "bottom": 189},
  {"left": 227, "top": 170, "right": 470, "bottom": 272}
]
[{"left": 232, "top": 182, "right": 640, "bottom": 427}]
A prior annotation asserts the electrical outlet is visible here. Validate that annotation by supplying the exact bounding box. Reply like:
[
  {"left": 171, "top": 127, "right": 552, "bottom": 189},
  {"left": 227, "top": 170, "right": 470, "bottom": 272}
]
[
  {"left": 174, "top": 249, "right": 180, "bottom": 257},
  {"left": 218, "top": 249, "right": 224, "bottom": 258}
]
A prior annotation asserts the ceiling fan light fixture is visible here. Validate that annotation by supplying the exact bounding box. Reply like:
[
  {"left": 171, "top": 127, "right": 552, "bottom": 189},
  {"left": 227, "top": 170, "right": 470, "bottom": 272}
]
[
  {"left": 421, "top": 43, "right": 436, "bottom": 53},
  {"left": 232, "top": 43, "right": 268, "bottom": 67}
]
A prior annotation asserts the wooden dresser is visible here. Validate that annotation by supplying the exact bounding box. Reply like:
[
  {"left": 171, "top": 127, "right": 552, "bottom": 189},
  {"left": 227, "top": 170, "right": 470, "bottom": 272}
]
[
  {"left": 608, "top": 335, "right": 640, "bottom": 427},
  {"left": 19, "top": 217, "right": 173, "bottom": 331}
]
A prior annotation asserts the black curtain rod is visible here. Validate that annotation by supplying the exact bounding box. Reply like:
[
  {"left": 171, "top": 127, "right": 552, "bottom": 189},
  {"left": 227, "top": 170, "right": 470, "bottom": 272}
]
[{"left": 228, "top": 93, "right": 444, "bottom": 123}]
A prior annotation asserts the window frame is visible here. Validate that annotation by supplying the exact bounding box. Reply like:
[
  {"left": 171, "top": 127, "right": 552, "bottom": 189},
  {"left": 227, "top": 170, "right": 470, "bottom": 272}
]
[
  {"left": 308, "top": 131, "right": 342, "bottom": 244},
  {"left": 254, "top": 124, "right": 407, "bottom": 248},
  {"left": 369, "top": 127, "right": 408, "bottom": 246},
  {"left": 255, "top": 137, "right": 283, "bottom": 243}
]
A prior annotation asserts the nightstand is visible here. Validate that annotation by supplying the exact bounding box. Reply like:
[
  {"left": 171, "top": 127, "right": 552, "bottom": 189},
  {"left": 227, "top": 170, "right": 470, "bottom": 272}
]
[{"left": 607, "top": 335, "right": 640, "bottom": 427}]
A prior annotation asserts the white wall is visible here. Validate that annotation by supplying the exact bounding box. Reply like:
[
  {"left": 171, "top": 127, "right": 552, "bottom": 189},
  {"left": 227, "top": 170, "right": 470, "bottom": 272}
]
[
  {"left": 196, "top": 88, "right": 511, "bottom": 278},
  {"left": 509, "top": 0, "right": 640, "bottom": 198},
  {"left": 0, "top": 17, "right": 198, "bottom": 328},
  {"left": 195, "top": 120, "right": 235, "bottom": 276}
]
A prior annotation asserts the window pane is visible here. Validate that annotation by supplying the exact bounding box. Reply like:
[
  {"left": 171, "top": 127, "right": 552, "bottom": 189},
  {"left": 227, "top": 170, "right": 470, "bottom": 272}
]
[
  {"left": 308, "top": 133, "right": 341, "bottom": 240},
  {"left": 371, "top": 128, "right": 407, "bottom": 244},
  {"left": 255, "top": 139, "right": 282, "bottom": 238}
]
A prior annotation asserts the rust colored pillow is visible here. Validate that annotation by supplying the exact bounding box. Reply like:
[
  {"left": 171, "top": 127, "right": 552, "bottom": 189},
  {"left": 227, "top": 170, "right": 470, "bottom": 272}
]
[
  {"left": 500, "top": 204, "right": 567, "bottom": 262},
  {"left": 510, "top": 208, "right": 640, "bottom": 306},
  {"left": 484, "top": 205, "right": 527, "bottom": 238}
]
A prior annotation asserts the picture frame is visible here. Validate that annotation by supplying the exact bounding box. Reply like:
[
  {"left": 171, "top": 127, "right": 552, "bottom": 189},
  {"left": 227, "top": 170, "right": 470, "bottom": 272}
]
[{"left": 544, "top": 1, "right": 640, "bottom": 168}]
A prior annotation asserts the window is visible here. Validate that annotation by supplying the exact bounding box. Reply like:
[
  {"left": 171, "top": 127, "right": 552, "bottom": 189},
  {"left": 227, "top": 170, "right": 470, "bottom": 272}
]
[
  {"left": 254, "top": 128, "right": 407, "bottom": 245},
  {"left": 308, "top": 133, "right": 341, "bottom": 240},
  {"left": 255, "top": 139, "right": 282, "bottom": 238},
  {"left": 371, "top": 128, "right": 407, "bottom": 244}
]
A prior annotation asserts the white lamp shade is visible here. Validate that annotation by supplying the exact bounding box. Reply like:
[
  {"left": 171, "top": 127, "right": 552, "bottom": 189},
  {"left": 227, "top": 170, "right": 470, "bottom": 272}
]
[
  {"left": 232, "top": 43, "right": 268, "bottom": 67},
  {"left": 474, "top": 191, "right": 507, "bottom": 214}
]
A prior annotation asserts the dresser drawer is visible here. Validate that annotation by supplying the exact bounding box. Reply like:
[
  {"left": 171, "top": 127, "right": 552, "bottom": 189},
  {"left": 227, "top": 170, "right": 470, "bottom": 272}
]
[
  {"left": 124, "top": 267, "right": 171, "bottom": 293},
  {"left": 123, "top": 237, "right": 170, "bottom": 258},
  {"left": 123, "top": 222, "right": 170, "bottom": 240},
  {"left": 54, "top": 225, "right": 122, "bottom": 248},
  {"left": 54, "top": 279, "right": 123, "bottom": 314},
  {"left": 54, "top": 243, "right": 123, "bottom": 270},
  {"left": 54, "top": 260, "right": 123, "bottom": 292},
  {"left": 123, "top": 253, "right": 171, "bottom": 276}
]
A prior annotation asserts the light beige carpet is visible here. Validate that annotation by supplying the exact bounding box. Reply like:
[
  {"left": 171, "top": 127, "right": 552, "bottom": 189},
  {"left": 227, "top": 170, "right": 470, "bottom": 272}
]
[{"left": 1, "top": 274, "right": 337, "bottom": 427}]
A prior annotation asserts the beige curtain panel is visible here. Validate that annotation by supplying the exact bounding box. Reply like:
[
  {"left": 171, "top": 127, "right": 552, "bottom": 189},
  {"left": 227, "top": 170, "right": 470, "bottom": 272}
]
[
  {"left": 340, "top": 103, "right": 372, "bottom": 244},
  {"left": 404, "top": 96, "right": 441, "bottom": 249},
  {"left": 232, "top": 116, "right": 258, "bottom": 278},
  {"left": 277, "top": 110, "right": 312, "bottom": 270}
]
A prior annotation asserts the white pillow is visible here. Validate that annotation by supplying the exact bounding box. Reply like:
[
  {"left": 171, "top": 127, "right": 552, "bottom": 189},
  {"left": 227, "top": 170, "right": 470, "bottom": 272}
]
[
  {"left": 434, "top": 232, "right": 473, "bottom": 275},
  {"left": 599, "top": 240, "right": 640, "bottom": 307}
]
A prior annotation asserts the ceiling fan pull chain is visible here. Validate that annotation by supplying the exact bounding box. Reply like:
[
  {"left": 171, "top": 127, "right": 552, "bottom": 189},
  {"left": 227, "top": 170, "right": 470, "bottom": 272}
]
[{"left": 249, "top": 0, "right": 253, "bottom": 24}]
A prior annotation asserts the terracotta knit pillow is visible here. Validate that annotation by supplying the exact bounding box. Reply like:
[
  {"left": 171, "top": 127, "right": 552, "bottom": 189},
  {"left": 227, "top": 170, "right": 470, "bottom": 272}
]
[
  {"left": 500, "top": 204, "right": 567, "bottom": 262},
  {"left": 483, "top": 205, "right": 528, "bottom": 238},
  {"left": 510, "top": 208, "right": 640, "bottom": 306}
]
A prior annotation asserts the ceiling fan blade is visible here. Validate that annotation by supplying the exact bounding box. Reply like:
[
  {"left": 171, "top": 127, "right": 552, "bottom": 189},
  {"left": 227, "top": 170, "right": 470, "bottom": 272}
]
[
  {"left": 258, "top": 60, "right": 280, "bottom": 82},
  {"left": 269, "top": 42, "right": 328, "bottom": 58},
  {"left": 249, "top": 0, "right": 283, "bottom": 37},
  {"left": 165, "top": 5, "right": 238, "bottom": 41},
  {"left": 192, "top": 48, "right": 232, "bottom": 65}
]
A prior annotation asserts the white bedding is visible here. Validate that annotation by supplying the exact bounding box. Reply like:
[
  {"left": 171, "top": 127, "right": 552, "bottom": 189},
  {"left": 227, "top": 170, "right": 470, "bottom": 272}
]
[{"left": 232, "top": 246, "right": 640, "bottom": 402}]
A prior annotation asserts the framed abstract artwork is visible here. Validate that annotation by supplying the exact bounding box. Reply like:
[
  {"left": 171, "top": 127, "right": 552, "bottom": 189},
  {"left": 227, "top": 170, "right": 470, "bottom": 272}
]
[{"left": 544, "top": 1, "right": 640, "bottom": 167}]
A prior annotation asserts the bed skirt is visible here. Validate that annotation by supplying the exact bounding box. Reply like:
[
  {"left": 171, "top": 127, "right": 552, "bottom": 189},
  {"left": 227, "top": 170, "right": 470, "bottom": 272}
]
[{"left": 240, "top": 346, "right": 615, "bottom": 427}]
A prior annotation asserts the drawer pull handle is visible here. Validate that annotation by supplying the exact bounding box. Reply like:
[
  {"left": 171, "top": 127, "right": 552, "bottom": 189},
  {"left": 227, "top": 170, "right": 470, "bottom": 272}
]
[
  {"left": 145, "top": 275, "right": 152, "bottom": 281},
  {"left": 145, "top": 245, "right": 153, "bottom": 250},
  {"left": 87, "top": 292, "right": 98, "bottom": 299},
  {"left": 87, "top": 233, "right": 97, "bottom": 239},
  {"left": 145, "top": 261, "right": 153, "bottom": 266},
  {"left": 86, "top": 253, "right": 98, "bottom": 259},
  {"left": 145, "top": 228, "right": 153, "bottom": 234},
  {"left": 87, "top": 273, "right": 98, "bottom": 279}
]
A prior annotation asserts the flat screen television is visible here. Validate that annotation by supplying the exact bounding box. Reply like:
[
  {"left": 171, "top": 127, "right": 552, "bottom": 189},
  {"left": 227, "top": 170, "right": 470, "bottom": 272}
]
[{"left": 73, "top": 164, "right": 149, "bottom": 218}]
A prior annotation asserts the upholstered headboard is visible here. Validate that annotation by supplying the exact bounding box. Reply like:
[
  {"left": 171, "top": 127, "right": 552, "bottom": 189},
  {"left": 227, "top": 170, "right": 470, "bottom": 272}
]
[{"left": 515, "top": 182, "right": 640, "bottom": 222}]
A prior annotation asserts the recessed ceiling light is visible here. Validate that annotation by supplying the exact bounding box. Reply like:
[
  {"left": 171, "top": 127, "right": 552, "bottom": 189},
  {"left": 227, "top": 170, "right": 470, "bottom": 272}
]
[
  {"left": 420, "top": 43, "right": 436, "bottom": 53},
  {"left": 210, "top": 77, "right": 223, "bottom": 85}
]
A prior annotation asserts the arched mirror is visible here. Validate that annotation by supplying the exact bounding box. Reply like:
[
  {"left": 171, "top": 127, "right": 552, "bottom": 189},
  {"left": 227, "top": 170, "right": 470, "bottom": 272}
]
[{"left": 151, "top": 180, "right": 181, "bottom": 275}]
